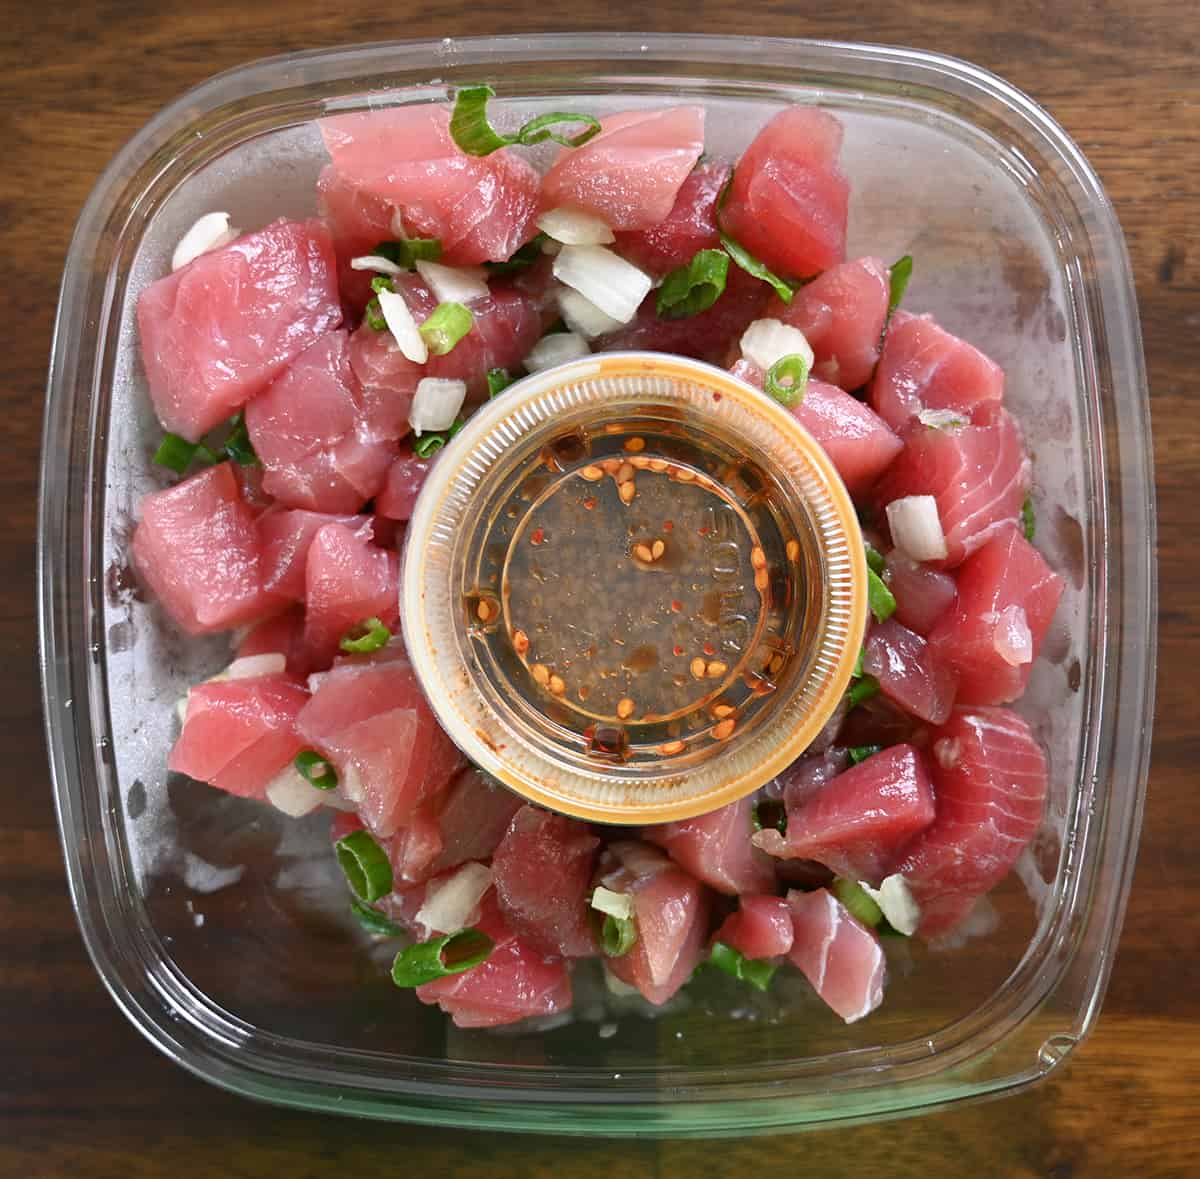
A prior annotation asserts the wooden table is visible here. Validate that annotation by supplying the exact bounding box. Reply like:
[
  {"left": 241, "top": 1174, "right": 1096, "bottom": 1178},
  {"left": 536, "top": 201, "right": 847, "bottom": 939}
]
[{"left": 3, "top": 2, "right": 1196, "bottom": 1175}]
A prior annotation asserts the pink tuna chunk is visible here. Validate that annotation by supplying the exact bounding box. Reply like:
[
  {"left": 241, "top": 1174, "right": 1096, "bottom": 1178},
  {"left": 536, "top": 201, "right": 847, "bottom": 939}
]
[
  {"left": 720, "top": 107, "right": 849, "bottom": 279},
  {"left": 131, "top": 462, "right": 274, "bottom": 634},
  {"left": 869, "top": 311, "right": 1005, "bottom": 432},
  {"left": 258, "top": 509, "right": 368, "bottom": 602},
  {"left": 376, "top": 449, "right": 435, "bottom": 522},
  {"left": 137, "top": 218, "right": 341, "bottom": 441},
  {"left": 713, "top": 895, "right": 794, "bottom": 960},
  {"left": 236, "top": 604, "right": 314, "bottom": 679},
  {"left": 863, "top": 618, "right": 957, "bottom": 726},
  {"left": 895, "top": 707, "right": 1048, "bottom": 936},
  {"left": 643, "top": 794, "right": 776, "bottom": 896},
  {"left": 426, "top": 767, "right": 524, "bottom": 874},
  {"left": 316, "top": 163, "right": 398, "bottom": 314},
  {"left": 787, "top": 888, "right": 886, "bottom": 1023},
  {"left": 542, "top": 106, "right": 706, "bottom": 232},
  {"left": 885, "top": 550, "right": 958, "bottom": 636},
  {"left": 169, "top": 674, "right": 308, "bottom": 799},
  {"left": 347, "top": 321, "right": 423, "bottom": 435}
]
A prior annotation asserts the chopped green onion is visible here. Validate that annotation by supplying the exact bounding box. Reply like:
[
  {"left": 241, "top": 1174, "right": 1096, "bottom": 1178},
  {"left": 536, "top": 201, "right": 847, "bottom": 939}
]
[
  {"left": 339, "top": 617, "right": 390, "bottom": 655},
  {"left": 751, "top": 798, "right": 787, "bottom": 835},
  {"left": 708, "top": 941, "right": 777, "bottom": 992},
  {"left": 852, "top": 647, "right": 865, "bottom": 679},
  {"left": 483, "top": 235, "right": 547, "bottom": 276},
  {"left": 1022, "top": 495, "right": 1036, "bottom": 541},
  {"left": 487, "top": 367, "right": 514, "bottom": 398},
  {"left": 764, "top": 354, "right": 810, "bottom": 407},
  {"left": 832, "top": 878, "right": 884, "bottom": 927},
  {"left": 601, "top": 913, "right": 638, "bottom": 957},
  {"left": 153, "top": 433, "right": 209, "bottom": 474},
  {"left": 391, "top": 928, "right": 494, "bottom": 987},
  {"left": 335, "top": 829, "right": 393, "bottom": 903},
  {"left": 370, "top": 275, "right": 395, "bottom": 294},
  {"left": 516, "top": 110, "right": 602, "bottom": 149},
  {"left": 413, "top": 432, "right": 448, "bottom": 459},
  {"left": 363, "top": 298, "right": 387, "bottom": 331},
  {"left": 867, "top": 567, "right": 897, "bottom": 623},
  {"left": 720, "top": 233, "right": 795, "bottom": 303},
  {"left": 888, "top": 254, "right": 913, "bottom": 315},
  {"left": 450, "top": 84, "right": 601, "bottom": 156},
  {"left": 656, "top": 248, "right": 730, "bottom": 319},
  {"left": 221, "top": 412, "right": 259, "bottom": 467},
  {"left": 847, "top": 674, "right": 880, "bottom": 710},
  {"left": 351, "top": 898, "right": 406, "bottom": 937},
  {"left": 848, "top": 744, "right": 883, "bottom": 765},
  {"left": 294, "top": 750, "right": 338, "bottom": 790},
  {"left": 447, "top": 417, "right": 467, "bottom": 439},
  {"left": 864, "top": 543, "right": 886, "bottom": 575},
  {"left": 419, "top": 302, "right": 474, "bottom": 355},
  {"left": 374, "top": 237, "right": 442, "bottom": 269}
]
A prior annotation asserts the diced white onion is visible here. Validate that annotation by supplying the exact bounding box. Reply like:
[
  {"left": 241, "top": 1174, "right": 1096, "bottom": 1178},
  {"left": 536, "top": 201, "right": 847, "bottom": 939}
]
[
  {"left": 415, "top": 259, "right": 490, "bottom": 304},
  {"left": 175, "top": 694, "right": 190, "bottom": 726},
  {"left": 590, "top": 885, "right": 634, "bottom": 920},
  {"left": 536, "top": 207, "right": 616, "bottom": 246},
  {"left": 739, "top": 318, "right": 815, "bottom": 374},
  {"left": 540, "top": 237, "right": 562, "bottom": 256},
  {"left": 552, "top": 245, "right": 651, "bottom": 325},
  {"left": 409, "top": 377, "right": 468, "bottom": 436},
  {"left": 377, "top": 287, "right": 428, "bottom": 364},
  {"left": 522, "top": 331, "right": 591, "bottom": 372},
  {"left": 885, "top": 495, "right": 948, "bottom": 562},
  {"left": 556, "top": 286, "right": 623, "bottom": 339},
  {"left": 992, "top": 604, "right": 1033, "bottom": 666},
  {"left": 207, "top": 653, "right": 286, "bottom": 683},
  {"left": 389, "top": 209, "right": 408, "bottom": 239},
  {"left": 340, "top": 763, "right": 365, "bottom": 804},
  {"left": 917, "top": 407, "right": 967, "bottom": 430},
  {"left": 860, "top": 875, "right": 921, "bottom": 937},
  {"left": 171, "top": 212, "right": 238, "bottom": 272},
  {"left": 264, "top": 766, "right": 327, "bottom": 818},
  {"left": 416, "top": 862, "right": 494, "bottom": 936},
  {"left": 350, "top": 253, "right": 404, "bottom": 276}
]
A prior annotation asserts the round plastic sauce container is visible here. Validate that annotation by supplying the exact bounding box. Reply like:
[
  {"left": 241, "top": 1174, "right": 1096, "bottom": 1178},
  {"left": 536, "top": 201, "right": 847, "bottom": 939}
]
[{"left": 402, "top": 354, "right": 867, "bottom": 824}]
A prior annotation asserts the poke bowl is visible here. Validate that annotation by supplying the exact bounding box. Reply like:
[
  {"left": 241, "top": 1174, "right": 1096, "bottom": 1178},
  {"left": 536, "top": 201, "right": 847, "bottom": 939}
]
[{"left": 38, "top": 34, "right": 1154, "bottom": 1134}]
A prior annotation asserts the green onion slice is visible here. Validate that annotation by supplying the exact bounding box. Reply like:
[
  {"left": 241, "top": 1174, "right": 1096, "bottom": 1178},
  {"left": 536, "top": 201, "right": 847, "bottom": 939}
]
[
  {"left": 351, "top": 898, "right": 406, "bottom": 937},
  {"left": 221, "top": 412, "right": 259, "bottom": 467},
  {"left": 888, "top": 254, "right": 913, "bottom": 315},
  {"left": 413, "top": 432, "right": 448, "bottom": 459},
  {"left": 370, "top": 275, "right": 395, "bottom": 294},
  {"left": 450, "top": 84, "right": 601, "bottom": 157},
  {"left": 294, "top": 750, "right": 338, "bottom": 790},
  {"left": 708, "top": 941, "right": 777, "bottom": 992},
  {"left": 483, "top": 236, "right": 546, "bottom": 275},
  {"left": 339, "top": 617, "right": 390, "bottom": 655},
  {"left": 419, "top": 302, "right": 474, "bottom": 355},
  {"left": 153, "top": 433, "right": 208, "bottom": 474},
  {"left": 848, "top": 744, "right": 883, "bottom": 765},
  {"left": 832, "top": 878, "right": 884, "bottom": 927},
  {"left": 656, "top": 248, "right": 730, "bottom": 319},
  {"left": 601, "top": 913, "right": 638, "bottom": 957},
  {"left": 847, "top": 674, "right": 880, "bottom": 710},
  {"left": 486, "top": 367, "right": 514, "bottom": 398},
  {"left": 1022, "top": 495, "right": 1036, "bottom": 541},
  {"left": 335, "top": 829, "right": 393, "bottom": 903},
  {"left": 864, "top": 543, "right": 886, "bottom": 575},
  {"left": 720, "top": 233, "right": 795, "bottom": 303},
  {"left": 750, "top": 798, "right": 787, "bottom": 835},
  {"left": 363, "top": 298, "right": 387, "bottom": 331},
  {"left": 867, "top": 567, "right": 897, "bottom": 623},
  {"left": 391, "top": 928, "right": 495, "bottom": 987},
  {"left": 852, "top": 647, "right": 865, "bottom": 679},
  {"left": 516, "top": 110, "right": 602, "bottom": 148},
  {"left": 764, "top": 354, "right": 810, "bottom": 407},
  {"left": 374, "top": 237, "right": 442, "bottom": 269}
]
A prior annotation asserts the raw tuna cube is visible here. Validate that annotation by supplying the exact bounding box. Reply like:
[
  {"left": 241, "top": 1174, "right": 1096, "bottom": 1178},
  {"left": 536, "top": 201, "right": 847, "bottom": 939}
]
[
  {"left": 874, "top": 403, "right": 1031, "bottom": 568},
  {"left": 869, "top": 311, "right": 1005, "bottom": 431},
  {"left": 542, "top": 106, "right": 706, "bottom": 232},
  {"left": 492, "top": 806, "right": 601, "bottom": 957},
  {"left": 137, "top": 218, "right": 341, "bottom": 441},
  {"left": 169, "top": 673, "right": 309, "bottom": 799},
  {"left": 885, "top": 550, "right": 958, "bottom": 636},
  {"left": 236, "top": 604, "right": 314, "bottom": 678},
  {"left": 863, "top": 619, "right": 957, "bottom": 726},
  {"left": 612, "top": 161, "right": 730, "bottom": 276},
  {"left": 245, "top": 331, "right": 397, "bottom": 514},
  {"left": 713, "top": 895, "right": 794, "bottom": 960},
  {"left": 297, "top": 644, "right": 461, "bottom": 836},
  {"left": 838, "top": 694, "right": 925, "bottom": 751},
  {"left": 928, "top": 525, "right": 1064, "bottom": 705},
  {"left": 427, "top": 768, "right": 524, "bottom": 874},
  {"left": 765, "top": 256, "right": 890, "bottom": 391},
  {"left": 347, "top": 321, "right": 423, "bottom": 435},
  {"left": 643, "top": 795, "right": 776, "bottom": 896},
  {"left": 720, "top": 107, "right": 849, "bottom": 279},
  {"left": 319, "top": 107, "right": 541, "bottom": 266},
  {"left": 787, "top": 888, "right": 886, "bottom": 1023},
  {"left": 603, "top": 841, "right": 711, "bottom": 1005},
  {"left": 895, "top": 707, "right": 1048, "bottom": 936},
  {"left": 768, "top": 748, "right": 851, "bottom": 811},
  {"left": 385, "top": 808, "right": 446, "bottom": 887},
  {"left": 376, "top": 449, "right": 435, "bottom": 522},
  {"left": 316, "top": 164, "right": 398, "bottom": 314},
  {"left": 753, "top": 744, "right": 935, "bottom": 884},
  {"left": 416, "top": 892, "right": 572, "bottom": 1028},
  {"left": 258, "top": 509, "right": 368, "bottom": 602},
  {"left": 131, "top": 463, "right": 274, "bottom": 634},
  {"left": 303, "top": 521, "right": 400, "bottom": 667}
]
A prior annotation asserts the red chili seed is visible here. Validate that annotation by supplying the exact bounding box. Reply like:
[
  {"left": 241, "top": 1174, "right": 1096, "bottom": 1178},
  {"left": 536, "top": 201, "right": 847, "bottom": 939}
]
[
  {"left": 703, "top": 642, "right": 716, "bottom": 656},
  {"left": 530, "top": 528, "right": 545, "bottom": 545},
  {"left": 673, "top": 645, "right": 685, "bottom": 657},
  {"left": 583, "top": 497, "right": 596, "bottom": 511},
  {"left": 663, "top": 520, "right": 674, "bottom": 532},
  {"left": 670, "top": 600, "right": 683, "bottom": 613}
]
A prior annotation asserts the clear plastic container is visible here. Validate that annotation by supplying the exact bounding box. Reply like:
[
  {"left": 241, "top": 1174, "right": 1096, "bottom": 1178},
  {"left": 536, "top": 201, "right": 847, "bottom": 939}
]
[{"left": 38, "top": 35, "right": 1155, "bottom": 1135}]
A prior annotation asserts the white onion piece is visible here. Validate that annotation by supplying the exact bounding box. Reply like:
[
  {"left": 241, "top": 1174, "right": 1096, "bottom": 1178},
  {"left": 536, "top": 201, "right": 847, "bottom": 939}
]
[
  {"left": 523, "top": 332, "right": 591, "bottom": 372},
  {"left": 207, "top": 653, "right": 287, "bottom": 683},
  {"left": 917, "top": 407, "right": 967, "bottom": 430},
  {"left": 739, "top": 319, "right": 814, "bottom": 374},
  {"left": 859, "top": 875, "right": 921, "bottom": 937},
  {"left": 349, "top": 253, "right": 404, "bottom": 276},
  {"left": 885, "top": 495, "right": 948, "bottom": 562},
  {"left": 175, "top": 695, "right": 190, "bottom": 726},
  {"left": 589, "top": 886, "right": 634, "bottom": 920},
  {"left": 552, "top": 245, "right": 651, "bottom": 325},
  {"left": 415, "top": 259, "right": 490, "bottom": 304},
  {"left": 264, "top": 766, "right": 326, "bottom": 818},
  {"left": 340, "top": 763, "right": 365, "bottom": 804},
  {"left": 377, "top": 287, "right": 428, "bottom": 364},
  {"left": 389, "top": 209, "right": 408, "bottom": 239},
  {"left": 416, "top": 862, "right": 493, "bottom": 936},
  {"left": 171, "top": 212, "right": 238, "bottom": 272},
  {"left": 993, "top": 604, "right": 1033, "bottom": 666},
  {"left": 409, "top": 377, "right": 468, "bottom": 435},
  {"left": 536, "top": 206, "right": 616, "bottom": 246},
  {"left": 556, "top": 287, "right": 623, "bottom": 339}
]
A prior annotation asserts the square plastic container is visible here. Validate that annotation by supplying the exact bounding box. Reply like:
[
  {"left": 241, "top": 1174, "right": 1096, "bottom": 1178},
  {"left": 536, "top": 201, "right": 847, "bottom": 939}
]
[{"left": 38, "top": 35, "right": 1155, "bottom": 1135}]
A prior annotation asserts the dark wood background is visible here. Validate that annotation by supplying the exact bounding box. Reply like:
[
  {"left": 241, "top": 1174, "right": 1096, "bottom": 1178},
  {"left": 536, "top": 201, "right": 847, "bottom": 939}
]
[{"left": 3, "top": 1, "right": 1196, "bottom": 1175}]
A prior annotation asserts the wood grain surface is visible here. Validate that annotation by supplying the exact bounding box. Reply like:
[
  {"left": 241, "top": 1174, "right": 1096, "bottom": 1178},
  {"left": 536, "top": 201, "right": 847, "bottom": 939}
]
[{"left": 2, "top": 1, "right": 1197, "bottom": 1176}]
